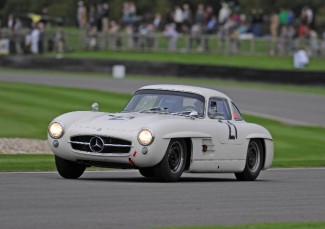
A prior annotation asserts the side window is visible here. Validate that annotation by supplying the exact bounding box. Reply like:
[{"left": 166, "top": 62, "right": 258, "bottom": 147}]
[
  {"left": 208, "top": 98, "right": 231, "bottom": 120},
  {"left": 232, "top": 102, "right": 244, "bottom": 121}
]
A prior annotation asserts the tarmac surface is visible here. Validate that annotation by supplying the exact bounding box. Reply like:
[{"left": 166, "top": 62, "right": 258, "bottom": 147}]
[
  {"left": 0, "top": 169, "right": 325, "bottom": 229},
  {"left": 0, "top": 71, "right": 325, "bottom": 126}
]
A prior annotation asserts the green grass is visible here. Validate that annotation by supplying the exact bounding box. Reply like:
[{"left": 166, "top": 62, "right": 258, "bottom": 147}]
[
  {"left": 159, "top": 222, "right": 325, "bottom": 229},
  {"left": 0, "top": 82, "right": 131, "bottom": 139},
  {"left": 0, "top": 154, "right": 55, "bottom": 172},
  {"left": 244, "top": 115, "right": 325, "bottom": 167},
  {"left": 47, "top": 50, "right": 325, "bottom": 71},
  {"left": 0, "top": 81, "right": 324, "bottom": 169}
]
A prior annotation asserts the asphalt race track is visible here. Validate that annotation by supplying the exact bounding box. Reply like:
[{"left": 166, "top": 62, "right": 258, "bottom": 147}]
[
  {"left": 0, "top": 169, "right": 324, "bottom": 229},
  {"left": 0, "top": 71, "right": 325, "bottom": 127}
]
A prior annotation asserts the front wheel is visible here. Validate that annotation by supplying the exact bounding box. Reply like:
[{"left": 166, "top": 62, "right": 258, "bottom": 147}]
[
  {"left": 235, "top": 139, "right": 264, "bottom": 181},
  {"left": 55, "top": 155, "right": 86, "bottom": 179},
  {"left": 154, "top": 139, "right": 187, "bottom": 182}
]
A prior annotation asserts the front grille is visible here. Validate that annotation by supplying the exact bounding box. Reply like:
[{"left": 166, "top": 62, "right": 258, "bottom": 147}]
[{"left": 70, "top": 135, "right": 132, "bottom": 154}]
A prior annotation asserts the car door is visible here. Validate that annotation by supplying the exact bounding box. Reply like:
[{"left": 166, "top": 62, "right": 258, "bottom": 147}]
[{"left": 206, "top": 97, "right": 243, "bottom": 160}]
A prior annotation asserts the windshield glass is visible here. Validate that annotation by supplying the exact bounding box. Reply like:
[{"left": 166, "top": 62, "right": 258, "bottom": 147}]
[{"left": 123, "top": 89, "right": 205, "bottom": 117}]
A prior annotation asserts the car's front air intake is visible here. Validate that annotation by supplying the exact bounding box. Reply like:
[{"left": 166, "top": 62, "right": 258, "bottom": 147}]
[{"left": 69, "top": 135, "right": 132, "bottom": 154}]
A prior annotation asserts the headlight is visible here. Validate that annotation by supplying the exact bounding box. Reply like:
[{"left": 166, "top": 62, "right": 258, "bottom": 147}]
[
  {"left": 137, "top": 129, "right": 154, "bottom": 146},
  {"left": 48, "top": 122, "right": 64, "bottom": 139}
]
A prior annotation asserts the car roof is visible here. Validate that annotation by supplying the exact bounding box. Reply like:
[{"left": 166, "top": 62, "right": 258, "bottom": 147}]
[{"left": 139, "top": 84, "right": 230, "bottom": 100}]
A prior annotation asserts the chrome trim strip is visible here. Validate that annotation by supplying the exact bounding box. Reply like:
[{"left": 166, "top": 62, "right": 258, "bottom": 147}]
[
  {"left": 68, "top": 141, "right": 133, "bottom": 148},
  {"left": 73, "top": 150, "right": 131, "bottom": 157},
  {"left": 68, "top": 141, "right": 90, "bottom": 145},
  {"left": 104, "top": 144, "right": 133, "bottom": 148}
]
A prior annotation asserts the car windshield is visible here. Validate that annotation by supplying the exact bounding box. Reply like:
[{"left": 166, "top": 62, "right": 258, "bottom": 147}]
[{"left": 123, "top": 89, "right": 205, "bottom": 117}]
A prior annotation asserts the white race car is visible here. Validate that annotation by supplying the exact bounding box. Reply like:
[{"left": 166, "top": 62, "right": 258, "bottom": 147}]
[{"left": 48, "top": 85, "right": 273, "bottom": 182}]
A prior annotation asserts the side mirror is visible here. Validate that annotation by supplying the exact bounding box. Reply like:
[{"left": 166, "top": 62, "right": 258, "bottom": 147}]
[
  {"left": 189, "top": 111, "right": 199, "bottom": 119},
  {"left": 91, "top": 102, "right": 99, "bottom": 112},
  {"left": 208, "top": 109, "right": 225, "bottom": 120}
]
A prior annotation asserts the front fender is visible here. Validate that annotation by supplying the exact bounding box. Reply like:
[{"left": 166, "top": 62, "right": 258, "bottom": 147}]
[{"left": 246, "top": 133, "right": 272, "bottom": 140}]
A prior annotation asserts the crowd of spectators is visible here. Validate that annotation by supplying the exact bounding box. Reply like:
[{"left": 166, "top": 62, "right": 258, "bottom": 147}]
[
  {"left": 75, "top": 1, "right": 325, "bottom": 55},
  {"left": 1, "top": 1, "right": 325, "bottom": 57},
  {"left": 1, "top": 15, "right": 46, "bottom": 55}
]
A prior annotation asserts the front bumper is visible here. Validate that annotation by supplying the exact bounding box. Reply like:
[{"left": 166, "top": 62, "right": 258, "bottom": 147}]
[{"left": 48, "top": 129, "right": 169, "bottom": 168}]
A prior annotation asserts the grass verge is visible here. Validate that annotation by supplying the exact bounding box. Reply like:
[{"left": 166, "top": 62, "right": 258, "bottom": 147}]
[
  {"left": 0, "top": 81, "right": 324, "bottom": 169},
  {"left": 0, "top": 81, "right": 131, "bottom": 139},
  {"left": 244, "top": 115, "right": 325, "bottom": 167},
  {"left": 159, "top": 222, "right": 325, "bottom": 229},
  {"left": 0, "top": 154, "right": 55, "bottom": 172}
]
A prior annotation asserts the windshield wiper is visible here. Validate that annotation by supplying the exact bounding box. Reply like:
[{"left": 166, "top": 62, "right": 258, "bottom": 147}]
[
  {"left": 139, "top": 107, "right": 168, "bottom": 113},
  {"left": 171, "top": 111, "right": 192, "bottom": 116}
]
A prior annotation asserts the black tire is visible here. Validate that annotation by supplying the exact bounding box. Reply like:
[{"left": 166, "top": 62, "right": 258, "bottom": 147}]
[
  {"left": 235, "top": 139, "right": 264, "bottom": 181},
  {"left": 55, "top": 155, "right": 86, "bottom": 179},
  {"left": 139, "top": 167, "right": 155, "bottom": 178},
  {"left": 153, "top": 139, "right": 187, "bottom": 182}
]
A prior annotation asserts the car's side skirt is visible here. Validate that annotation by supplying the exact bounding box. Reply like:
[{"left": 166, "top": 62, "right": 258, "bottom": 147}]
[{"left": 188, "top": 159, "right": 245, "bottom": 173}]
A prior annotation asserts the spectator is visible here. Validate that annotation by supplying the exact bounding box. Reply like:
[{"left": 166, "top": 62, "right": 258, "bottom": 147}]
[
  {"left": 24, "top": 30, "right": 32, "bottom": 54},
  {"left": 122, "top": 1, "right": 137, "bottom": 25},
  {"left": 77, "top": 1, "right": 87, "bottom": 28},
  {"left": 293, "top": 47, "right": 309, "bottom": 68},
  {"left": 102, "top": 3, "right": 110, "bottom": 32},
  {"left": 277, "top": 26, "right": 295, "bottom": 56},
  {"left": 287, "top": 9, "right": 295, "bottom": 26},
  {"left": 54, "top": 28, "right": 65, "bottom": 58},
  {"left": 96, "top": 3, "right": 104, "bottom": 31},
  {"left": 31, "top": 23, "right": 40, "bottom": 54},
  {"left": 204, "top": 6, "right": 213, "bottom": 26},
  {"left": 309, "top": 30, "right": 319, "bottom": 56},
  {"left": 125, "top": 25, "right": 135, "bottom": 49},
  {"left": 129, "top": 2, "right": 137, "bottom": 17},
  {"left": 153, "top": 13, "right": 162, "bottom": 31},
  {"left": 304, "top": 6, "right": 314, "bottom": 27},
  {"left": 279, "top": 8, "right": 288, "bottom": 26},
  {"left": 251, "top": 9, "right": 263, "bottom": 37},
  {"left": 218, "top": 2, "right": 231, "bottom": 25},
  {"left": 189, "top": 23, "right": 203, "bottom": 51},
  {"left": 164, "top": 23, "right": 178, "bottom": 51},
  {"left": 13, "top": 17, "right": 22, "bottom": 31},
  {"left": 206, "top": 16, "right": 217, "bottom": 34},
  {"left": 270, "top": 11, "right": 280, "bottom": 56},
  {"left": 38, "top": 22, "right": 45, "bottom": 54},
  {"left": 270, "top": 11, "right": 279, "bottom": 38},
  {"left": 109, "top": 21, "right": 121, "bottom": 49},
  {"left": 298, "top": 22, "right": 310, "bottom": 39},
  {"left": 286, "top": 25, "right": 296, "bottom": 55},
  {"left": 182, "top": 4, "right": 192, "bottom": 30},
  {"left": 195, "top": 4, "right": 205, "bottom": 25},
  {"left": 7, "top": 14, "right": 14, "bottom": 30},
  {"left": 87, "top": 26, "right": 98, "bottom": 50},
  {"left": 230, "top": 28, "right": 240, "bottom": 54},
  {"left": 174, "top": 6, "right": 183, "bottom": 32},
  {"left": 88, "top": 4, "right": 96, "bottom": 27}
]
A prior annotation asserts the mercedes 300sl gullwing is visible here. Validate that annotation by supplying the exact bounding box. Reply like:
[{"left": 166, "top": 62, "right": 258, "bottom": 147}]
[{"left": 48, "top": 85, "right": 273, "bottom": 182}]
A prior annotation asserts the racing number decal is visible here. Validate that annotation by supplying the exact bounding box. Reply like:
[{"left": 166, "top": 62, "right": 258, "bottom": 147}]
[
  {"left": 225, "top": 121, "right": 238, "bottom": 140},
  {"left": 108, "top": 115, "right": 135, "bottom": 120}
]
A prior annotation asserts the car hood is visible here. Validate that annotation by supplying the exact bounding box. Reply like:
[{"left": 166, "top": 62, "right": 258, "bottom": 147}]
[{"left": 68, "top": 111, "right": 184, "bottom": 131}]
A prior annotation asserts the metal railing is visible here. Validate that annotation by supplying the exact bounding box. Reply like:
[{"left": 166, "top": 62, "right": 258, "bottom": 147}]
[{"left": 1, "top": 28, "right": 325, "bottom": 57}]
